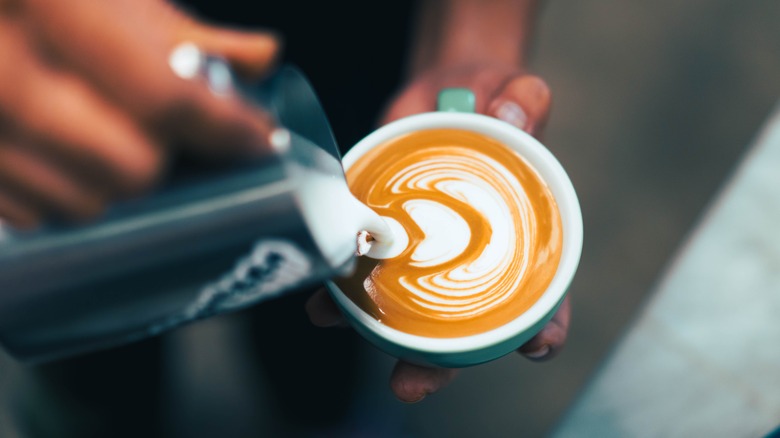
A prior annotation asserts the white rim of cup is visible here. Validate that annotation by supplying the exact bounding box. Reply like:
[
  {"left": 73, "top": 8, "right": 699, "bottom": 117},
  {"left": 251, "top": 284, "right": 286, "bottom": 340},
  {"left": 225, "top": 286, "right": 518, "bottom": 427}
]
[{"left": 332, "top": 112, "right": 583, "bottom": 354}]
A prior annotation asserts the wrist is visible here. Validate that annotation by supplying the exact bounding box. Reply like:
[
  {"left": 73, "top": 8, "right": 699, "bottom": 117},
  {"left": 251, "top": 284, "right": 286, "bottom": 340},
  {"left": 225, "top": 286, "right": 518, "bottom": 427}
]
[{"left": 409, "top": 0, "right": 539, "bottom": 76}]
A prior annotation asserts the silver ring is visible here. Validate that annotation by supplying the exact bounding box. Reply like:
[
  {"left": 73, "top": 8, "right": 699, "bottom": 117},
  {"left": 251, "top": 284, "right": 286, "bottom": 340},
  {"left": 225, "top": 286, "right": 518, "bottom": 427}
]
[{"left": 168, "top": 42, "right": 235, "bottom": 96}]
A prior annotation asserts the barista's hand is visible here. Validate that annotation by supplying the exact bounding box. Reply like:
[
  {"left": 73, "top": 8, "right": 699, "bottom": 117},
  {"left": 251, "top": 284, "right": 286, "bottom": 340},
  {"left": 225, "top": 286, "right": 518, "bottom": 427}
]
[
  {"left": 0, "top": 0, "right": 280, "bottom": 229},
  {"left": 306, "top": 64, "right": 570, "bottom": 403},
  {"left": 381, "top": 64, "right": 550, "bottom": 136}
]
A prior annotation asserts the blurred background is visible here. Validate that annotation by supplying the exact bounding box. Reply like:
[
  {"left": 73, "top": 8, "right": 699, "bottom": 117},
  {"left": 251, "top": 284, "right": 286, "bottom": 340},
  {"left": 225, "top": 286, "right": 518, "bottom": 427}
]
[
  {"left": 387, "top": 1, "right": 780, "bottom": 435},
  {"left": 1, "top": 0, "right": 780, "bottom": 437}
]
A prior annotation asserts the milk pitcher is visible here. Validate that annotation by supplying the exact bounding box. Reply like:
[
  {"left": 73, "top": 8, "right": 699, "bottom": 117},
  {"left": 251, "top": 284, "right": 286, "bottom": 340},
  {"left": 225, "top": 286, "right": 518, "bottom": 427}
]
[{"left": 0, "top": 64, "right": 388, "bottom": 363}]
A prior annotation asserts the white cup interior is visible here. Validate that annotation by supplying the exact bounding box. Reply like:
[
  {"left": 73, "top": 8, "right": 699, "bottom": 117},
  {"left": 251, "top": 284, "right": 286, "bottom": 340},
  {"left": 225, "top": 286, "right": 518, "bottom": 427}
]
[{"left": 333, "top": 112, "right": 583, "bottom": 354}]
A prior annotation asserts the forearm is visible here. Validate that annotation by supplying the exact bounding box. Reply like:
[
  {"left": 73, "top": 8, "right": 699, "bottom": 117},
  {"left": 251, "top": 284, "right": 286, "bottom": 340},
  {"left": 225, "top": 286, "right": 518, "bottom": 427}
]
[{"left": 409, "top": 0, "right": 541, "bottom": 76}]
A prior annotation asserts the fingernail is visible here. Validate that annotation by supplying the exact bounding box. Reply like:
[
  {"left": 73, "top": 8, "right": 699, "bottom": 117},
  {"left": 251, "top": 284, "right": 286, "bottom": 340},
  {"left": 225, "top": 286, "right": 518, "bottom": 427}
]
[
  {"left": 404, "top": 393, "right": 426, "bottom": 404},
  {"left": 523, "top": 344, "right": 550, "bottom": 360},
  {"left": 494, "top": 101, "right": 529, "bottom": 132}
]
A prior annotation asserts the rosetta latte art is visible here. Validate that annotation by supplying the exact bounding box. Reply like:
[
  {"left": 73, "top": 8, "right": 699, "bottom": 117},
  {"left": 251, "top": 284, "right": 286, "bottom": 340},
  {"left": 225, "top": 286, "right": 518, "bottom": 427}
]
[{"left": 340, "top": 129, "right": 562, "bottom": 338}]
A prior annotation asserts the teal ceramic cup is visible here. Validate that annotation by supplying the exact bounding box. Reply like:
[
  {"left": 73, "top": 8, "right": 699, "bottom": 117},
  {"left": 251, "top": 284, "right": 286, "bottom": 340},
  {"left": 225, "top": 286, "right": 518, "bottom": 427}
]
[{"left": 326, "top": 89, "right": 583, "bottom": 368}]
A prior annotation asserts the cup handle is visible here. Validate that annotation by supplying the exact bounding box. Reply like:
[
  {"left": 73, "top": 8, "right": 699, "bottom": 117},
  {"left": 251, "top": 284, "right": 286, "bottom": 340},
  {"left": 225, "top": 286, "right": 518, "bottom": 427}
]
[{"left": 437, "top": 88, "right": 476, "bottom": 113}]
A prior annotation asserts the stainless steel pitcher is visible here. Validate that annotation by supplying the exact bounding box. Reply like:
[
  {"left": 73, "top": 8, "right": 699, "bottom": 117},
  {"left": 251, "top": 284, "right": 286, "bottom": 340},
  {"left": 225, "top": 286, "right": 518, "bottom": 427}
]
[{"left": 0, "top": 65, "right": 374, "bottom": 363}]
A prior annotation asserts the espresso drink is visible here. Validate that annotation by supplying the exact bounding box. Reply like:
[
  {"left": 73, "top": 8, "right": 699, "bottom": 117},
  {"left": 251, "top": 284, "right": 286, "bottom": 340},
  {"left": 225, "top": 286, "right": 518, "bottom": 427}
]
[{"left": 339, "top": 129, "right": 562, "bottom": 338}]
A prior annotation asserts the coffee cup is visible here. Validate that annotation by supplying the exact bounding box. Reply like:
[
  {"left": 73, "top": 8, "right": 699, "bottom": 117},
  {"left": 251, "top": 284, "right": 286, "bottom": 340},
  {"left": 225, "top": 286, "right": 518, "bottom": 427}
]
[{"left": 325, "top": 89, "right": 583, "bottom": 368}]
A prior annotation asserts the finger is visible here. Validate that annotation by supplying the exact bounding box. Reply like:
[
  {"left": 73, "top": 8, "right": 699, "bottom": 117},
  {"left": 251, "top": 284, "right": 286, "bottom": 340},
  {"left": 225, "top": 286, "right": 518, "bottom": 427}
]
[
  {"left": 518, "top": 296, "right": 571, "bottom": 361},
  {"left": 488, "top": 75, "right": 552, "bottom": 137},
  {"left": 380, "top": 83, "right": 435, "bottom": 125},
  {"left": 176, "top": 19, "right": 281, "bottom": 79},
  {"left": 26, "top": 0, "right": 275, "bottom": 157},
  {"left": 158, "top": 89, "right": 278, "bottom": 160},
  {"left": 305, "top": 288, "right": 348, "bottom": 328},
  {"left": 0, "top": 190, "right": 41, "bottom": 230},
  {"left": 5, "top": 62, "right": 164, "bottom": 196},
  {"left": 390, "top": 361, "right": 459, "bottom": 403},
  {"left": 0, "top": 144, "right": 106, "bottom": 221},
  {"left": 381, "top": 68, "right": 512, "bottom": 125}
]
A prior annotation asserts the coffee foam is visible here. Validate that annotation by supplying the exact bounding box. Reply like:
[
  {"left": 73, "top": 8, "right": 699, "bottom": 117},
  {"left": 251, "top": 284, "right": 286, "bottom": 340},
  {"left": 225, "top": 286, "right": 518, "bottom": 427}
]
[
  {"left": 405, "top": 199, "right": 471, "bottom": 267},
  {"left": 340, "top": 129, "right": 562, "bottom": 338}
]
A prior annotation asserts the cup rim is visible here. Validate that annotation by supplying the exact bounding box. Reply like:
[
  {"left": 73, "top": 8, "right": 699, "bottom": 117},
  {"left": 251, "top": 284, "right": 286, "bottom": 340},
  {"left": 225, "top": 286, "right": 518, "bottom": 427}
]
[{"left": 332, "top": 112, "right": 583, "bottom": 354}]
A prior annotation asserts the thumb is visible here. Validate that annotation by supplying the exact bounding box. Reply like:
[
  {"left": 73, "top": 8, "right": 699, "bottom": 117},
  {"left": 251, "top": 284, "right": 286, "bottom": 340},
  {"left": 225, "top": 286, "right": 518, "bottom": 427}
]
[
  {"left": 173, "top": 12, "right": 281, "bottom": 79},
  {"left": 488, "top": 75, "right": 551, "bottom": 138}
]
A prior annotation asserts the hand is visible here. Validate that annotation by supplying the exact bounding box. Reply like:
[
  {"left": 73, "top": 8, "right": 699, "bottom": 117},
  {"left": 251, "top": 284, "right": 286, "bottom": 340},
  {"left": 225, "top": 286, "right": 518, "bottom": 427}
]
[
  {"left": 382, "top": 64, "right": 550, "bottom": 135},
  {"left": 306, "top": 63, "right": 570, "bottom": 403},
  {"left": 0, "top": 0, "right": 280, "bottom": 229}
]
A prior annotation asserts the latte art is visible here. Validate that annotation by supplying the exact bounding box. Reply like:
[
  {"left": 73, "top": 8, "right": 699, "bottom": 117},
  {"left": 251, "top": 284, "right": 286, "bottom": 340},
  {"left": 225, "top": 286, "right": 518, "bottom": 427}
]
[{"left": 340, "top": 129, "right": 562, "bottom": 337}]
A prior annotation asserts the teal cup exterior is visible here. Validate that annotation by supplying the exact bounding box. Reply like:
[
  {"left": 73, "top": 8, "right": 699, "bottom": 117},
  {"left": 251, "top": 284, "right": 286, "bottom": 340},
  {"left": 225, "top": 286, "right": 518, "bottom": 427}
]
[{"left": 327, "top": 89, "right": 583, "bottom": 368}]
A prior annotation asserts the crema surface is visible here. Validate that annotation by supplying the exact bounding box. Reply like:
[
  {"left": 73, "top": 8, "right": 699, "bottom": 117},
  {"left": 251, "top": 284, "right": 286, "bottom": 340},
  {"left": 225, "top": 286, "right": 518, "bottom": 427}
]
[{"left": 339, "top": 129, "right": 562, "bottom": 337}]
